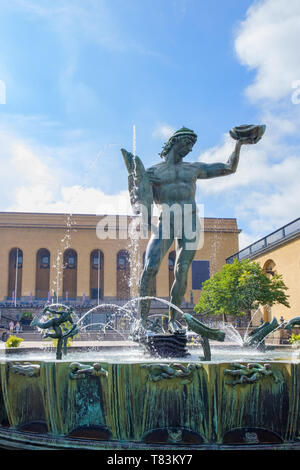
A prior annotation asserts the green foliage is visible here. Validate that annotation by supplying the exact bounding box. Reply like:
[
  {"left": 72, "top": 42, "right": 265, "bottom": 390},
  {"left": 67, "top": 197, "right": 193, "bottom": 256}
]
[
  {"left": 194, "top": 258, "right": 290, "bottom": 317},
  {"left": 6, "top": 335, "right": 24, "bottom": 348},
  {"left": 21, "top": 311, "right": 33, "bottom": 320},
  {"left": 289, "top": 333, "right": 300, "bottom": 347}
]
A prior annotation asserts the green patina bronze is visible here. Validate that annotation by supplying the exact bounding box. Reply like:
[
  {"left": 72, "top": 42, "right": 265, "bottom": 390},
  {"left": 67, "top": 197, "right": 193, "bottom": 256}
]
[
  {"left": 284, "top": 316, "right": 300, "bottom": 331},
  {"left": 0, "top": 358, "right": 298, "bottom": 448},
  {"left": 31, "top": 306, "right": 79, "bottom": 360},
  {"left": 122, "top": 124, "right": 266, "bottom": 342},
  {"left": 69, "top": 362, "right": 108, "bottom": 380},
  {"left": 184, "top": 313, "right": 225, "bottom": 341},
  {"left": 243, "top": 317, "right": 279, "bottom": 349},
  {"left": 9, "top": 362, "right": 40, "bottom": 378},
  {"left": 141, "top": 362, "right": 202, "bottom": 384},
  {"left": 224, "top": 362, "right": 282, "bottom": 386}
]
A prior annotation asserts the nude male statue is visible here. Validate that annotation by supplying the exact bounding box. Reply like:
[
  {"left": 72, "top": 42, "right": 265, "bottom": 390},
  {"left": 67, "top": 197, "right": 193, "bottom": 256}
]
[{"left": 122, "top": 125, "right": 265, "bottom": 334}]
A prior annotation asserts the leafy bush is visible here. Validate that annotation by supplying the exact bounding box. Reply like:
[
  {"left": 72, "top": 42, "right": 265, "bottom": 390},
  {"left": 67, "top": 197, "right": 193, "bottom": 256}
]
[
  {"left": 6, "top": 335, "right": 24, "bottom": 348},
  {"left": 289, "top": 333, "right": 300, "bottom": 348},
  {"left": 195, "top": 258, "right": 290, "bottom": 317},
  {"left": 21, "top": 311, "right": 33, "bottom": 320}
]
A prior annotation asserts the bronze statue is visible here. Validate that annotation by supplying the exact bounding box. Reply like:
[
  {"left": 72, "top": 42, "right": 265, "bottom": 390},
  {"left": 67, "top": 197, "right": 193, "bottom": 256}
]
[
  {"left": 122, "top": 125, "right": 265, "bottom": 334},
  {"left": 224, "top": 362, "right": 281, "bottom": 386},
  {"left": 31, "top": 306, "right": 79, "bottom": 359}
]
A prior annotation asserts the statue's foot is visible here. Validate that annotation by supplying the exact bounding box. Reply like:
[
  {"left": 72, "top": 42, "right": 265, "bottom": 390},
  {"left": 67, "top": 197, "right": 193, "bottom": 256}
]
[
  {"left": 30, "top": 316, "right": 38, "bottom": 327},
  {"left": 168, "top": 320, "right": 186, "bottom": 335},
  {"left": 131, "top": 319, "right": 147, "bottom": 339}
]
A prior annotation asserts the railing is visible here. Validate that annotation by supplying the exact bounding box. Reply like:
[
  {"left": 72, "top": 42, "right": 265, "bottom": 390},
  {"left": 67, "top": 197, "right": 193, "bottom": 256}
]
[{"left": 226, "top": 217, "right": 300, "bottom": 264}]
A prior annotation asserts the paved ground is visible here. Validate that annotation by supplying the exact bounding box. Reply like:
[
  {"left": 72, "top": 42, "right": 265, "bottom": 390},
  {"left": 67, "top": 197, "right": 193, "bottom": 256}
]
[
  {"left": 0, "top": 339, "right": 291, "bottom": 351},
  {"left": 0, "top": 340, "right": 138, "bottom": 350}
]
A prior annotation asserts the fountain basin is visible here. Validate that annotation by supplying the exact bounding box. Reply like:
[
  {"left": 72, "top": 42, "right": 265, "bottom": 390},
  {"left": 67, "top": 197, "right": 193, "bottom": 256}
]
[{"left": 0, "top": 349, "right": 299, "bottom": 449}]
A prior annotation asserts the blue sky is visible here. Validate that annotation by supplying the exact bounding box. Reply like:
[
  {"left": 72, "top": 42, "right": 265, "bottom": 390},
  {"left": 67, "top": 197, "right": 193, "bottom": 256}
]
[{"left": 0, "top": 0, "right": 300, "bottom": 250}]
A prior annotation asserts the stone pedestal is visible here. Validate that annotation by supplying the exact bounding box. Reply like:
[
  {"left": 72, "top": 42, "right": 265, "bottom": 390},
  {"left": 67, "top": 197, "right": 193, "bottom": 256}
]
[{"left": 139, "top": 332, "right": 190, "bottom": 358}]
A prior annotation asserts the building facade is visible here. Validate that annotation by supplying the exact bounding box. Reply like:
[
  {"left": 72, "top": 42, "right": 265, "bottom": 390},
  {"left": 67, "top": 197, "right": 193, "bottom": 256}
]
[
  {"left": 0, "top": 212, "right": 240, "bottom": 306},
  {"left": 227, "top": 217, "right": 300, "bottom": 323}
]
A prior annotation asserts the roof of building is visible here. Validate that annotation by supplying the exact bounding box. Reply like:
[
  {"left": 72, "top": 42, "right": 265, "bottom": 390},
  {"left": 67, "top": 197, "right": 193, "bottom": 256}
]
[
  {"left": 0, "top": 211, "right": 241, "bottom": 233},
  {"left": 226, "top": 216, "right": 300, "bottom": 263}
]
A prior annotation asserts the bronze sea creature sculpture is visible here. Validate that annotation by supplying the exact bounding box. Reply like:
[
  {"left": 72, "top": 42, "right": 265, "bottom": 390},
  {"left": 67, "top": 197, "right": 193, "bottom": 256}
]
[{"left": 31, "top": 306, "right": 79, "bottom": 360}]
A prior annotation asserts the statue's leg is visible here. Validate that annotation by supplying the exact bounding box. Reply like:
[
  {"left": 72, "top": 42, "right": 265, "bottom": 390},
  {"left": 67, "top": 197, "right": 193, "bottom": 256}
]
[
  {"left": 168, "top": 211, "right": 200, "bottom": 333},
  {"left": 34, "top": 318, "right": 56, "bottom": 329},
  {"left": 168, "top": 240, "right": 196, "bottom": 332},
  {"left": 56, "top": 338, "right": 63, "bottom": 360},
  {"left": 139, "top": 226, "right": 173, "bottom": 326}
]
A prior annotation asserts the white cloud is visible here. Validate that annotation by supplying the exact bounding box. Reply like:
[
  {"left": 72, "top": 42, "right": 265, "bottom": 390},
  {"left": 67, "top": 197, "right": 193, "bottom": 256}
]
[
  {"left": 152, "top": 124, "right": 176, "bottom": 141},
  {"left": 11, "top": 142, "right": 55, "bottom": 186},
  {"left": 0, "top": 120, "right": 132, "bottom": 215},
  {"left": 196, "top": 0, "right": 300, "bottom": 250},
  {"left": 197, "top": 121, "right": 300, "bottom": 249},
  {"left": 8, "top": 184, "right": 132, "bottom": 215},
  {"left": 235, "top": 0, "right": 300, "bottom": 102}
]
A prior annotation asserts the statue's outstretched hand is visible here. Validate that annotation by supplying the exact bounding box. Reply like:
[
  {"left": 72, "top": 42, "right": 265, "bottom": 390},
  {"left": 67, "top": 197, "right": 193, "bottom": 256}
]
[
  {"left": 238, "top": 136, "right": 255, "bottom": 145},
  {"left": 230, "top": 124, "right": 266, "bottom": 145}
]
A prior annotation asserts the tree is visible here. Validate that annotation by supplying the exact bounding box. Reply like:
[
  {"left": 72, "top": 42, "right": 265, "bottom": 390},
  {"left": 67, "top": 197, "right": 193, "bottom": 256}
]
[{"left": 194, "top": 258, "right": 290, "bottom": 318}]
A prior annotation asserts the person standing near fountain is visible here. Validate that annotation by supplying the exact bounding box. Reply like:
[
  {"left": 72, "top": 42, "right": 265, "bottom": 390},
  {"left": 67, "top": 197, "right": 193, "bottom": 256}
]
[{"left": 122, "top": 125, "right": 265, "bottom": 334}]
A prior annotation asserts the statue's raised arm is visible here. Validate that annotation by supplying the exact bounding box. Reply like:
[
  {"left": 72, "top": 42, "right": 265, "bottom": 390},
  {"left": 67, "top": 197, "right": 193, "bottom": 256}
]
[
  {"left": 121, "top": 148, "right": 153, "bottom": 227},
  {"left": 195, "top": 124, "right": 266, "bottom": 179}
]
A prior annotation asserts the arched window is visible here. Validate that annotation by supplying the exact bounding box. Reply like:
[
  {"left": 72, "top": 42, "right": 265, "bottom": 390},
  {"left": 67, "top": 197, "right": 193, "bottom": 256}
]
[
  {"left": 117, "top": 250, "right": 130, "bottom": 299},
  {"left": 168, "top": 251, "right": 176, "bottom": 294},
  {"left": 36, "top": 249, "right": 50, "bottom": 299},
  {"left": 117, "top": 250, "right": 129, "bottom": 270},
  {"left": 90, "top": 250, "right": 104, "bottom": 301},
  {"left": 264, "top": 260, "right": 276, "bottom": 277},
  {"left": 63, "top": 249, "right": 77, "bottom": 300},
  {"left": 8, "top": 248, "right": 23, "bottom": 299}
]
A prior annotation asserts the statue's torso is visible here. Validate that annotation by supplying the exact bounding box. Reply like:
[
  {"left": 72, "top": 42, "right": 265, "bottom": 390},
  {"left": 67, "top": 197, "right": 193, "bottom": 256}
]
[{"left": 149, "top": 161, "right": 199, "bottom": 207}]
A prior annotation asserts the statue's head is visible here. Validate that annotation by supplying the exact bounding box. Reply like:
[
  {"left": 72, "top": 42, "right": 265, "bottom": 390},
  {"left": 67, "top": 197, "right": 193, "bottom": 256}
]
[{"left": 159, "top": 127, "right": 197, "bottom": 160}]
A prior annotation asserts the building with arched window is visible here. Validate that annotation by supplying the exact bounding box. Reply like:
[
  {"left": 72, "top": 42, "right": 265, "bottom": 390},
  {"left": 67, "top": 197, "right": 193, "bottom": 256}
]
[
  {"left": 226, "top": 217, "right": 300, "bottom": 322},
  {"left": 0, "top": 212, "right": 240, "bottom": 306}
]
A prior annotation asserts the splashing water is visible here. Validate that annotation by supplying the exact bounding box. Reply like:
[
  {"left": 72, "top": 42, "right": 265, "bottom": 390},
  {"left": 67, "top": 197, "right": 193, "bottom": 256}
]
[
  {"left": 31, "top": 297, "right": 188, "bottom": 346},
  {"left": 243, "top": 307, "right": 262, "bottom": 343},
  {"left": 27, "top": 298, "right": 299, "bottom": 364},
  {"left": 220, "top": 323, "right": 244, "bottom": 347},
  {"left": 51, "top": 214, "right": 75, "bottom": 304},
  {"left": 50, "top": 143, "right": 120, "bottom": 304}
]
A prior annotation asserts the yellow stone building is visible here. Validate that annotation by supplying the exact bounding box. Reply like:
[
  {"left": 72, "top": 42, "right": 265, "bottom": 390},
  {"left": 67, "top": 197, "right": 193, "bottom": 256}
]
[
  {"left": 0, "top": 212, "right": 239, "bottom": 306},
  {"left": 226, "top": 217, "right": 300, "bottom": 323}
]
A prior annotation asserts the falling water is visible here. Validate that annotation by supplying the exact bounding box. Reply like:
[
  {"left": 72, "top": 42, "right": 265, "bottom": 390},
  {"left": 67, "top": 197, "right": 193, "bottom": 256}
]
[
  {"left": 128, "top": 124, "right": 143, "bottom": 297},
  {"left": 52, "top": 214, "right": 75, "bottom": 303},
  {"left": 50, "top": 143, "right": 120, "bottom": 304},
  {"left": 243, "top": 307, "right": 262, "bottom": 342}
]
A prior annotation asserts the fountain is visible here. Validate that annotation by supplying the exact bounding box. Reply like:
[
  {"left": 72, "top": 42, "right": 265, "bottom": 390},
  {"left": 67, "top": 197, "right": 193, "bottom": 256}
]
[{"left": 0, "top": 124, "right": 299, "bottom": 450}]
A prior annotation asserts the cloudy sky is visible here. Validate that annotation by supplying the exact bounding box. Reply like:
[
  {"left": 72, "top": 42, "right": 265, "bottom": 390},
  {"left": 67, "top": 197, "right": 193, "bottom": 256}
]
[{"left": 0, "top": 0, "right": 300, "bottom": 250}]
